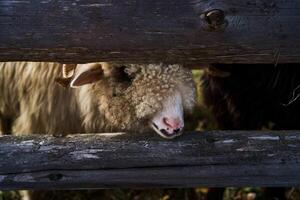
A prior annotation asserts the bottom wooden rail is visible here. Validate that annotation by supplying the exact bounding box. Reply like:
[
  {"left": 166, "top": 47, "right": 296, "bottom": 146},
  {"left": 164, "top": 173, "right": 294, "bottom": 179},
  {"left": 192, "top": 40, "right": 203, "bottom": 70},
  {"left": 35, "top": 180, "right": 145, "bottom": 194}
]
[{"left": 0, "top": 131, "right": 299, "bottom": 189}]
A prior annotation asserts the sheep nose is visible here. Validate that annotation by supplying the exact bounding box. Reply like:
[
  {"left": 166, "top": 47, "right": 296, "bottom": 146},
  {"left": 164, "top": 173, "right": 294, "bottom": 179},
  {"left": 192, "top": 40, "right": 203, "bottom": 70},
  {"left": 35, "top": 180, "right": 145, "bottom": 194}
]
[{"left": 163, "top": 117, "right": 184, "bottom": 131}]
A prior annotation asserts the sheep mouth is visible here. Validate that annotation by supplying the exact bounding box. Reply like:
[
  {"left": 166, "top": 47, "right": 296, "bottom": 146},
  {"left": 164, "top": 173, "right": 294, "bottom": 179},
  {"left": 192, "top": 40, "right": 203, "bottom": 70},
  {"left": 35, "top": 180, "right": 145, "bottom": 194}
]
[{"left": 150, "top": 122, "right": 181, "bottom": 139}]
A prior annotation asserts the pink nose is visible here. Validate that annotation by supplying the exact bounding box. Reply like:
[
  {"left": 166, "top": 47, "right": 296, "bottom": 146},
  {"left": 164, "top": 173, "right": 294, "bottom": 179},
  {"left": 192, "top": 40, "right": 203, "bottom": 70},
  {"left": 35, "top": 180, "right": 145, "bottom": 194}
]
[{"left": 163, "top": 117, "right": 183, "bottom": 130}]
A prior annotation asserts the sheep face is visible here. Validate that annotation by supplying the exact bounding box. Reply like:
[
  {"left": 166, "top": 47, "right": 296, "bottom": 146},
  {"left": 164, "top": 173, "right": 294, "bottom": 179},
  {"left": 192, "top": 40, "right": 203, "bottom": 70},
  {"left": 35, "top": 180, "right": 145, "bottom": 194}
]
[
  {"left": 63, "top": 63, "right": 196, "bottom": 139},
  {"left": 150, "top": 91, "right": 184, "bottom": 139},
  {"left": 126, "top": 64, "right": 196, "bottom": 139}
]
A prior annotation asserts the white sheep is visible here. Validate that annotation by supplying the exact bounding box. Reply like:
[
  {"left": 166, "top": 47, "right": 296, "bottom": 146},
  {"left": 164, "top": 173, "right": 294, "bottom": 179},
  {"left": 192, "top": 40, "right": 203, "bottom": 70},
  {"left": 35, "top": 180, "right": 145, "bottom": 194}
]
[{"left": 0, "top": 62, "right": 196, "bottom": 139}]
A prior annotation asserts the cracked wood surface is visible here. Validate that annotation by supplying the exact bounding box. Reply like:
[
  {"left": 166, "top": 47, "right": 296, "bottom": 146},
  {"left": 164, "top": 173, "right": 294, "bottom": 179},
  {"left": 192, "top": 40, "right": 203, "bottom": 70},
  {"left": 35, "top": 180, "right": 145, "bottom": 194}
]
[
  {"left": 1, "top": 0, "right": 300, "bottom": 63},
  {"left": 0, "top": 131, "right": 300, "bottom": 189}
]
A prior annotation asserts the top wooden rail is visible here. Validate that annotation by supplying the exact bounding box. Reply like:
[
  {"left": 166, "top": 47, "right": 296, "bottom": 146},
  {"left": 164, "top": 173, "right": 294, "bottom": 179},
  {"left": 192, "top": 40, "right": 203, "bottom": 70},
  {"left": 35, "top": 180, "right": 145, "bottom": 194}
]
[
  {"left": 0, "top": 0, "right": 300, "bottom": 64},
  {"left": 0, "top": 131, "right": 300, "bottom": 190}
]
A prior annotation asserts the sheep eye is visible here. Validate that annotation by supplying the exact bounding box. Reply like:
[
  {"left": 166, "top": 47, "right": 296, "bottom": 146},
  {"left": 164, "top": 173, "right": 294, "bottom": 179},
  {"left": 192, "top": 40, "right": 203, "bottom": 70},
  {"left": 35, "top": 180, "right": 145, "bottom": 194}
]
[{"left": 117, "top": 66, "right": 133, "bottom": 82}]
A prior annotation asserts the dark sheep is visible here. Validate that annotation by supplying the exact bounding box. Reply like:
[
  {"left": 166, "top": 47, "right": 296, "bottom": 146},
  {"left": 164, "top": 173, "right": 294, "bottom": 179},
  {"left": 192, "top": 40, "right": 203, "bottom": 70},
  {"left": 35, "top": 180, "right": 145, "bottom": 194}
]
[{"left": 202, "top": 64, "right": 300, "bottom": 130}]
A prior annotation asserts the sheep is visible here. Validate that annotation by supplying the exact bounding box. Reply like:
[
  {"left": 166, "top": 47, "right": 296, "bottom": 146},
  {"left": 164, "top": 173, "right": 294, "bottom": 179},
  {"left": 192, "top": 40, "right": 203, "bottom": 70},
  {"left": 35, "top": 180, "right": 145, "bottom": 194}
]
[
  {"left": 201, "top": 64, "right": 300, "bottom": 200},
  {"left": 0, "top": 62, "right": 196, "bottom": 139},
  {"left": 202, "top": 64, "right": 300, "bottom": 130}
]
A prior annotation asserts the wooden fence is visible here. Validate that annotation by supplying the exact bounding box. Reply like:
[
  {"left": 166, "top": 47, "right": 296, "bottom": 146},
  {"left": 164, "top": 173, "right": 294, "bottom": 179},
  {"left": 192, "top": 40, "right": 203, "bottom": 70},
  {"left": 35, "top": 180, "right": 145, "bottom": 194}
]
[
  {"left": 1, "top": 0, "right": 300, "bottom": 63},
  {"left": 0, "top": 131, "right": 299, "bottom": 189},
  {"left": 1, "top": 0, "right": 300, "bottom": 190}
]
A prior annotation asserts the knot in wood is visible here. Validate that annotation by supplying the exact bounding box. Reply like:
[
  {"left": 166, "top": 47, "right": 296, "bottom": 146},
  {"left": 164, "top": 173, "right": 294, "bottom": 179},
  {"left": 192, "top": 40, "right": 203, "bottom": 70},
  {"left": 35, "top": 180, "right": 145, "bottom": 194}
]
[{"left": 200, "top": 9, "right": 227, "bottom": 31}]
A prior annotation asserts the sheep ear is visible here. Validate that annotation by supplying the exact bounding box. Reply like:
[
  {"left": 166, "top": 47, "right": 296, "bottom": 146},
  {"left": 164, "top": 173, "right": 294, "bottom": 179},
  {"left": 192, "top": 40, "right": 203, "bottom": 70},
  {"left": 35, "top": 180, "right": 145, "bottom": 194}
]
[
  {"left": 70, "top": 63, "right": 104, "bottom": 88},
  {"left": 205, "top": 65, "right": 231, "bottom": 77}
]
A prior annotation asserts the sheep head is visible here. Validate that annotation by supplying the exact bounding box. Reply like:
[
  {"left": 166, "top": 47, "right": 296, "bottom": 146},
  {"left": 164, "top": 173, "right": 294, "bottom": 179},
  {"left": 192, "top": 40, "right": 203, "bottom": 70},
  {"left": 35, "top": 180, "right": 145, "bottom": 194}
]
[
  {"left": 57, "top": 63, "right": 196, "bottom": 139},
  {"left": 126, "top": 64, "right": 196, "bottom": 139}
]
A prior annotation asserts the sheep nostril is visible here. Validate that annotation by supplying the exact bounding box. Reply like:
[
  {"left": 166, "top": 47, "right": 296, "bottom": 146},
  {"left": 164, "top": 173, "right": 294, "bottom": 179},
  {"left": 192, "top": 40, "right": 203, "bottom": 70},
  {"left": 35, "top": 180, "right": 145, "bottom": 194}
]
[{"left": 163, "top": 117, "right": 171, "bottom": 127}]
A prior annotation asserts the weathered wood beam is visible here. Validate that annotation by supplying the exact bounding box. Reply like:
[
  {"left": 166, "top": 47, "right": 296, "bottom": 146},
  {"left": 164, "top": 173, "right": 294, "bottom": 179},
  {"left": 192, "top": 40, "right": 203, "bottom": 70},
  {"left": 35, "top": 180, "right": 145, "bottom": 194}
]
[
  {"left": 0, "top": 1, "right": 300, "bottom": 63},
  {"left": 0, "top": 131, "right": 299, "bottom": 189}
]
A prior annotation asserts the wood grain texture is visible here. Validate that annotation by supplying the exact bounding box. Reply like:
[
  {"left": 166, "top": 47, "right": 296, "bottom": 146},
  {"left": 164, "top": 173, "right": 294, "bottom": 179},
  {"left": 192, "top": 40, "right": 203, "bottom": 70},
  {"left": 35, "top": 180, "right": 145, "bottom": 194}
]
[
  {"left": 0, "top": 131, "right": 300, "bottom": 189},
  {"left": 0, "top": 0, "right": 300, "bottom": 63}
]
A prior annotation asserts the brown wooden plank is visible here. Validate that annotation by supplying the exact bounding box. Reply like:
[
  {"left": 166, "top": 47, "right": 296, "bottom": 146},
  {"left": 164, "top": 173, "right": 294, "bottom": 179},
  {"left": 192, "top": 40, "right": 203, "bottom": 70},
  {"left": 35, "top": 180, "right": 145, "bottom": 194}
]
[
  {"left": 0, "top": 131, "right": 299, "bottom": 189},
  {"left": 0, "top": 1, "right": 300, "bottom": 63}
]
